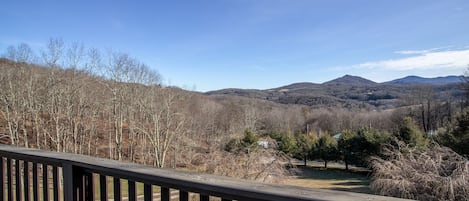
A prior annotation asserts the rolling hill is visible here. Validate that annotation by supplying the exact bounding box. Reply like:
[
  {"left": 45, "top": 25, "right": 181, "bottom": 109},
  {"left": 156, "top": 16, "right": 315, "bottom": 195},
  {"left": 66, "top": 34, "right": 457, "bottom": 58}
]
[{"left": 206, "top": 75, "right": 465, "bottom": 110}]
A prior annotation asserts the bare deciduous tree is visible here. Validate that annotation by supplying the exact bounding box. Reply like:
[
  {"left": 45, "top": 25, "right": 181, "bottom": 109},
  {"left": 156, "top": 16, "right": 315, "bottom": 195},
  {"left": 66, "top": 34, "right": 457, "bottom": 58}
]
[
  {"left": 5, "top": 43, "right": 35, "bottom": 63},
  {"left": 137, "top": 86, "right": 185, "bottom": 168}
]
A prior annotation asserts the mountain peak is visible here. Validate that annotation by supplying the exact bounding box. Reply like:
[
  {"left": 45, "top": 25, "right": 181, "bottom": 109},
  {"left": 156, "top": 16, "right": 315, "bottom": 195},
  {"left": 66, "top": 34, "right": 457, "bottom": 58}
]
[{"left": 323, "top": 75, "right": 377, "bottom": 85}]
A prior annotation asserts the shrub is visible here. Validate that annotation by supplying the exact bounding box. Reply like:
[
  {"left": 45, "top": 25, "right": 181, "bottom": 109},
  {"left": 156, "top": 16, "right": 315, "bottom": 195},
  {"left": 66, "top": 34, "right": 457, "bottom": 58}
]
[
  {"left": 370, "top": 141, "right": 469, "bottom": 201},
  {"left": 437, "top": 110, "right": 469, "bottom": 158},
  {"left": 197, "top": 149, "right": 290, "bottom": 183},
  {"left": 224, "top": 130, "right": 259, "bottom": 153}
]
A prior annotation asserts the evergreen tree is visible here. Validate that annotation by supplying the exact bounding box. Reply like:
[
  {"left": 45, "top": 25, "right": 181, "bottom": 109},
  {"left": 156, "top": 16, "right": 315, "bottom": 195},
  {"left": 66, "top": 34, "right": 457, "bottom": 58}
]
[
  {"left": 398, "top": 117, "right": 429, "bottom": 148},
  {"left": 278, "top": 133, "right": 298, "bottom": 155},
  {"left": 338, "top": 130, "right": 357, "bottom": 170},
  {"left": 316, "top": 135, "right": 339, "bottom": 169},
  {"left": 338, "top": 128, "right": 391, "bottom": 169},
  {"left": 295, "top": 133, "right": 318, "bottom": 166},
  {"left": 437, "top": 110, "right": 469, "bottom": 157}
]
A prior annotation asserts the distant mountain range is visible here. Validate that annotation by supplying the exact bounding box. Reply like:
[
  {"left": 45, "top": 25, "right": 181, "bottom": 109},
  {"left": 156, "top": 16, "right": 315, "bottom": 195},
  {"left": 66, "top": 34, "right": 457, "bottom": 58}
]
[
  {"left": 284, "top": 75, "right": 464, "bottom": 86},
  {"left": 206, "top": 75, "right": 465, "bottom": 110},
  {"left": 385, "top": 75, "right": 465, "bottom": 85}
]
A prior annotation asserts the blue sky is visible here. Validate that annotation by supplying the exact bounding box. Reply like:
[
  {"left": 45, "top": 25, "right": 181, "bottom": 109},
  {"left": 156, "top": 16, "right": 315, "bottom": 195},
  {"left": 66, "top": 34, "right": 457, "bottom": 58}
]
[{"left": 1, "top": 0, "right": 469, "bottom": 91}]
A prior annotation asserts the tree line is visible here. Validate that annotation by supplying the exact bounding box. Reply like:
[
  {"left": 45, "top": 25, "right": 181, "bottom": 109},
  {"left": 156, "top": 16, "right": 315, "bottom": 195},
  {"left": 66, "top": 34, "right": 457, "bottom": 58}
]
[{"left": 239, "top": 116, "right": 428, "bottom": 170}]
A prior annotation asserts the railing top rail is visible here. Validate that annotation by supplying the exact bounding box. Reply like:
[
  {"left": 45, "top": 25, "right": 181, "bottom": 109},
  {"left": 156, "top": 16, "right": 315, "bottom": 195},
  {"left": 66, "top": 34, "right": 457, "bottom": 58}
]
[{"left": 0, "top": 145, "right": 412, "bottom": 201}]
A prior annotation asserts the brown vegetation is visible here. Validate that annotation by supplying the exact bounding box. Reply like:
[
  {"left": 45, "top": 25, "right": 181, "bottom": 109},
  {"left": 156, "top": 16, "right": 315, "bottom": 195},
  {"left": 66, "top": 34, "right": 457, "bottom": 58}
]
[
  {"left": 370, "top": 141, "right": 469, "bottom": 201},
  {"left": 0, "top": 40, "right": 311, "bottom": 182}
]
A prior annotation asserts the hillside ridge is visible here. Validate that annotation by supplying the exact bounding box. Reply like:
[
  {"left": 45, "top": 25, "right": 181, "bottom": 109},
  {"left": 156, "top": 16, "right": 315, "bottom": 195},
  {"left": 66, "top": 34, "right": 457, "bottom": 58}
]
[
  {"left": 385, "top": 75, "right": 464, "bottom": 85},
  {"left": 206, "top": 75, "right": 464, "bottom": 110}
]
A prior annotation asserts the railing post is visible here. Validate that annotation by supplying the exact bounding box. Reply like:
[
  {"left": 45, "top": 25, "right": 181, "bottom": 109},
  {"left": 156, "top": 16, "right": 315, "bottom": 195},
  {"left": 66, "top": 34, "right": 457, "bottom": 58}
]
[
  {"left": 0, "top": 157, "right": 3, "bottom": 201},
  {"left": 7, "top": 158, "right": 12, "bottom": 201},
  {"left": 84, "top": 172, "right": 94, "bottom": 201},
  {"left": 53, "top": 166, "right": 59, "bottom": 201},
  {"left": 113, "top": 177, "right": 121, "bottom": 201},
  {"left": 179, "top": 191, "right": 189, "bottom": 201},
  {"left": 15, "top": 159, "right": 21, "bottom": 201},
  {"left": 99, "top": 175, "right": 108, "bottom": 201},
  {"left": 161, "top": 187, "right": 170, "bottom": 201},
  {"left": 128, "top": 180, "right": 136, "bottom": 201},
  {"left": 32, "top": 163, "right": 38, "bottom": 201},
  {"left": 23, "top": 161, "right": 29, "bottom": 201},
  {"left": 200, "top": 194, "right": 209, "bottom": 201},
  {"left": 144, "top": 184, "right": 152, "bottom": 201},
  {"left": 42, "top": 164, "right": 48, "bottom": 201},
  {"left": 63, "top": 163, "right": 85, "bottom": 201}
]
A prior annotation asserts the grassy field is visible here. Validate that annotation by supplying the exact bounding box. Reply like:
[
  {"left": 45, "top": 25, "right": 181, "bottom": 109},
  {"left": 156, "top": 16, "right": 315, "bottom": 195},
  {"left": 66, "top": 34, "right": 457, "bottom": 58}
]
[{"left": 285, "top": 165, "right": 372, "bottom": 194}]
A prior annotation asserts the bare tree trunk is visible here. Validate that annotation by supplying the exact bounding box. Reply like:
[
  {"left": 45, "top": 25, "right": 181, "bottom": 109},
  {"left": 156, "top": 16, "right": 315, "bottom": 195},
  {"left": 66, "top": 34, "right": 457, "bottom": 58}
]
[
  {"left": 421, "top": 103, "right": 427, "bottom": 134},
  {"left": 22, "top": 120, "right": 28, "bottom": 148},
  {"left": 35, "top": 113, "right": 41, "bottom": 149},
  {"left": 55, "top": 116, "right": 61, "bottom": 152},
  {"left": 109, "top": 117, "right": 113, "bottom": 159}
]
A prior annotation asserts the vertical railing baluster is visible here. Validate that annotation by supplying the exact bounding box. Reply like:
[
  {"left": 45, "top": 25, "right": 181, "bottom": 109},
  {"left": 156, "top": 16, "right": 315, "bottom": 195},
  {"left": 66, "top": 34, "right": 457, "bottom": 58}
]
[
  {"left": 52, "top": 166, "right": 59, "bottom": 201},
  {"left": 161, "top": 187, "right": 170, "bottom": 201},
  {"left": 128, "top": 180, "right": 136, "bottom": 201},
  {"left": 63, "top": 164, "right": 86, "bottom": 201},
  {"left": 24, "top": 161, "right": 29, "bottom": 201},
  {"left": 1, "top": 157, "right": 4, "bottom": 201},
  {"left": 99, "top": 175, "right": 107, "bottom": 201},
  {"left": 42, "top": 164, "right": 49, "bottom": 201},
  {"left": 15, "top": 159, "right": 21, "bottom": 201},
  {"left": 113, "top": 177, "right": 121, "bottom": 201},
  {"left": 200, "top": 194, "right": 210, "bottom": 201},
  {"left": 7, "top": 158, "right": 12, "bottom": 201},
  {"left": 143, "top": 184, "right": 152, "bottom": 201},
  {"left": 179, "top": 191, "right": 189, "bottom": 201},
  {"left": 32, "top": 163, "right": 38, "bottom": 201},
  {"left": 84, "top": 172, "right": 94, "bottom": 201}
]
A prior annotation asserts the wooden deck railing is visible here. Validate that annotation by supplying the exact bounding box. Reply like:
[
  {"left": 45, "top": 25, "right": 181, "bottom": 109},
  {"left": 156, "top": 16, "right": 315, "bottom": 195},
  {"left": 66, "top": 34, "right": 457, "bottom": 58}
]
[{"left": 0, "top": 145, "right": 411, "bottom": 201}]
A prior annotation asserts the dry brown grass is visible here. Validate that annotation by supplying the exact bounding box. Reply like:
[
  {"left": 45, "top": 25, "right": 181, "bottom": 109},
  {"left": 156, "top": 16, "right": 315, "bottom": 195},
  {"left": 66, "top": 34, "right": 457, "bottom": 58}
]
[
  {"left": 370, "top": 141, "right": 469, "bottom": 201},
  {"left": 286, "top": 166, "right": 372, "bottom": 194}
]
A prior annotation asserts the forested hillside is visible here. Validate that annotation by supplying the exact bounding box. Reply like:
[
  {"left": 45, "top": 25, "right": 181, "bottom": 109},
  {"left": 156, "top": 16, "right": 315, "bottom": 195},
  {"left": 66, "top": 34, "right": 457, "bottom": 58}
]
[{"left": 0, "top": 41, "right": 323, "bottom": 182}]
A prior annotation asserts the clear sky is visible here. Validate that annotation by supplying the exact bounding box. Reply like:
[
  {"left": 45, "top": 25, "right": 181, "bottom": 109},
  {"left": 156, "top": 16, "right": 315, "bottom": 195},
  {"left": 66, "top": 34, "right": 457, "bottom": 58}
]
[{"left": 1, "top": 0, "right": 469, "bottom": 92}]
